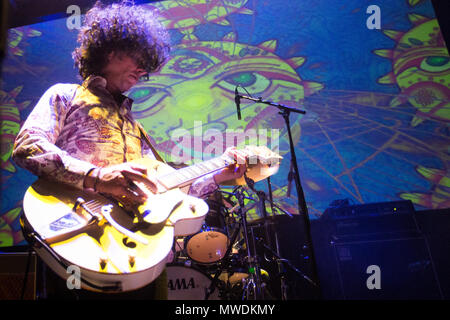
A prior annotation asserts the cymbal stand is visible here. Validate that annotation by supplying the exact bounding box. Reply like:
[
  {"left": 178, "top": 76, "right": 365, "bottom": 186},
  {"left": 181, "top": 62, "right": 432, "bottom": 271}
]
[
  {"left": 205, "top": 187, "right": 265, "bottom": 300},
  {"left": 244, "top": 175, "right": 318, "bottom": 298},
  {"left": 204, "top": 216, "right": 242, "bottom": 300},
  {"left": 274, "top": 230, "right": 288, "bottom": 300},
  {"left": 266, "top": 177, "right": 287, "bottom": 300},
  {"left": 204, "top": 187, "right": 254, "bottom": 300},
  {"left": 235, "top": 187, "right": 263, "bottom": 300}
]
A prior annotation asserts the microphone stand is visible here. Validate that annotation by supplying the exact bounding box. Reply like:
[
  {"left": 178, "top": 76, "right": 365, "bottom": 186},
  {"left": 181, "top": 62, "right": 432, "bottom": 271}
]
[
  {"left": 237, "top": 93, "right": 321, "bottom": 298},
  {"left": 266, "top": 177, "right": 275, "bottom": 214}
]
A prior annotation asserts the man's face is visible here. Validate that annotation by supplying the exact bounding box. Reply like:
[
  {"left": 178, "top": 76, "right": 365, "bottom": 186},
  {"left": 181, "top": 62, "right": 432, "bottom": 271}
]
[{"left": 101, "top": 51, "right": 147, "bottom": 94}]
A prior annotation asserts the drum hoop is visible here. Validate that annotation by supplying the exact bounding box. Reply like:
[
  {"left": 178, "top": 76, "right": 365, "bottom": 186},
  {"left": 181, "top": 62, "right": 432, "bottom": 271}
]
[
  {"left": 165, "top": 263, "right": 215, "bottom": 281},
  {"left": 227, "top": 267, "right": 249, "bottom": 274},
  {"left": 183, "top": 227, "right": 230, "bottom": 264},
  {"left": 184, "top": 227, "right": 228, "bottom": 242}
]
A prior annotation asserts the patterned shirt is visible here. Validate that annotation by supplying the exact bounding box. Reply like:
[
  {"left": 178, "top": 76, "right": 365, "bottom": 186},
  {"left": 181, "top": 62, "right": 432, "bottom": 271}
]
[{"left": 12, "top": 75, "right": 218, "bottom": 198}]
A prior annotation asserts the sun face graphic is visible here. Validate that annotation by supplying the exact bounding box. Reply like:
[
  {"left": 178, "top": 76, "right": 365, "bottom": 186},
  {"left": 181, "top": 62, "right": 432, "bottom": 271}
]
[
  {"left": 3, "top": 26, "right": 43, "bottom": 76},
  {"left": 374, "top": 14, "right": 450, "bottom": 126},
  {"left": 128, "top": 32, "right": 323, "bottom": 162},
  {"left": 144, "top": 0, "right": 253, "bottom": 41},
  {"left": 400, "top": 166, "right": 450, "bottom": 209},
  {"left": 0, "top": 206, "right": 23, "bottom": 246},
  {"left": 407, "top": 0, "right": 426, "bottom": 7},
  {"left": 7, "top": 26, "right": 42, "bottom": 57},
  {"left": 0, "top": 86, "right": 30, "bottom": 173}
]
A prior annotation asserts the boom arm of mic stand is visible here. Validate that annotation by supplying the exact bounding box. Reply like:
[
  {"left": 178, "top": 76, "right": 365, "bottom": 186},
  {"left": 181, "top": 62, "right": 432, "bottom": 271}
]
[{"left": 237, "top": 94, "right": 306, "bottom": 114}]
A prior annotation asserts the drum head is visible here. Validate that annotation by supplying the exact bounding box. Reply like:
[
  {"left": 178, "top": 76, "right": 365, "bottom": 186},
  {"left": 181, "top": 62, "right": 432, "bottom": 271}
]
[
  {"left": 219, "top": 268, "right": 249, "bottom": 284},
  {"left": 166, "top": 264, "right": 220, "bottom": 300},
  {"left": 185, "top": 228, "right": 229, "bottom": 264}
]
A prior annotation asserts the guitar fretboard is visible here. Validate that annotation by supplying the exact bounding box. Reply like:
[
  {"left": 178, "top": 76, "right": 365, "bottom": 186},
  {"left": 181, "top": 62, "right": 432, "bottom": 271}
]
[{"left": 157, "top": 155, "right": 235, "bottom": 190}]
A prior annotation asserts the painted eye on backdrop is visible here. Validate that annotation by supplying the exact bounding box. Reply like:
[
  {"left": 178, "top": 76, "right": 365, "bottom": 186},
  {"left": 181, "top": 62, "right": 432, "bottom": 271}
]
[
  {"left": 168, "top": 49, "right": 214, "bottom": 75},
  {"left": 216, "top": 71, "right": 271, "bottom": 94},
  {"left": 127, "top": 86, "right": 170, "bottom": 113},
  {"left": 419, "top": 56, "right": 450, "bottom": 73}
]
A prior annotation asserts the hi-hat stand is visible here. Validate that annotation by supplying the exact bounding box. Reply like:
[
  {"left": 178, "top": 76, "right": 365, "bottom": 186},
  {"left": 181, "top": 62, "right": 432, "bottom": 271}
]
[{"left": 205, "top": 186, "right": 266, "bottom": 300}]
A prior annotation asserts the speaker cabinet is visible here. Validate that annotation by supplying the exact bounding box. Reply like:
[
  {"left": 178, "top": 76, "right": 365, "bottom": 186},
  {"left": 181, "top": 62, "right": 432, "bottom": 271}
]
[
  {"left": 0, "top": 252, "right": 36, "bottom": 300},
  {"left": 331, "top": 236, "right": 442, "bottom": 299},
  {"left": 311, "top": 208, "right": 448, "bottom": 300}
]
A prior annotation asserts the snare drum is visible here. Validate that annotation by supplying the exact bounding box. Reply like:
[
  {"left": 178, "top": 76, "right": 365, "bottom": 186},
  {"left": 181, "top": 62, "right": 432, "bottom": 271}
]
[{"left": 166, "top": 264, "right": 221, "bottom": 300}]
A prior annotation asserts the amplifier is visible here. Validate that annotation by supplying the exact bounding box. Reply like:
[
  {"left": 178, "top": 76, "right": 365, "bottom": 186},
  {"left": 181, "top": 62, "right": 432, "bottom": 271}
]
[
  {"left": 311, "top": 205, "right": 449, "bottom": 300},
  {"left": 0, "top": 251, "right": 36, "bottom": 300},
  {"left": 330, "top": 236, "right": 443, "bottom": 299},
  {"left": 321, "top": 200, "right": 420, "bottom": 238},
  {"left": 322, "top": 200, "right": 415, "bottom": 219}
]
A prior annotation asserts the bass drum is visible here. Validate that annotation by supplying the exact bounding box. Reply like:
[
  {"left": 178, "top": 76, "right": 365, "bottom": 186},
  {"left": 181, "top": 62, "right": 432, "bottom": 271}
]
[{"left": 166, "top": 264, "right": 221, "bottom": 300}]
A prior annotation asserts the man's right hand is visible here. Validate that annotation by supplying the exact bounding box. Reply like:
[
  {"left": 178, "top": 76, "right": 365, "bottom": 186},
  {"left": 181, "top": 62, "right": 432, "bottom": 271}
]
[{"left": 84, "top": 163, "right": 158, "bottom": 210}]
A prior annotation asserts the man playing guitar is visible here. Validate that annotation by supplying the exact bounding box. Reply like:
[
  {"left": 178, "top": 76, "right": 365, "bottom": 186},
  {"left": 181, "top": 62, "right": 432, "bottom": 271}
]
[{"left": 12, "top": 1, "right": 248, "bottom": 300}]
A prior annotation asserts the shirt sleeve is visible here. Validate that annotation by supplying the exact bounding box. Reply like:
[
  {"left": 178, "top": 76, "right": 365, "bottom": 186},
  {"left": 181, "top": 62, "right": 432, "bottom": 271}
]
[
  {"left": 187, "top": 173, "right": 219, "bottom": 199},
  {"left": 12, "top": 84, "right": 96, "bottom": 190}
]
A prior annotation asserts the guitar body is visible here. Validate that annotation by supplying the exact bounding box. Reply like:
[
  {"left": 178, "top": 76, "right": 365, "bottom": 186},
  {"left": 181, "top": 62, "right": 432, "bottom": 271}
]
[
  {"left": 21, "top": 146, "right": 281, "bottom": 293},
  {"left": 22, "top": 158, "right": 209, "bottom": 292}
]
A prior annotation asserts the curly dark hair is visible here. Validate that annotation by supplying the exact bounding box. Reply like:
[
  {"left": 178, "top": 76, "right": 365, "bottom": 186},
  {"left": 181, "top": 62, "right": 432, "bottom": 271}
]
[{"left": 72, "top": 0, "right": 170, "bottom": 80}]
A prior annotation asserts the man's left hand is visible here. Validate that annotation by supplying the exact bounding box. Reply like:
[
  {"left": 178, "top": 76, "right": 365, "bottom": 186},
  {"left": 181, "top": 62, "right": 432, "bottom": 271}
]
[{"left": 213, "top": 147, "right": 248, "bottom": 185}]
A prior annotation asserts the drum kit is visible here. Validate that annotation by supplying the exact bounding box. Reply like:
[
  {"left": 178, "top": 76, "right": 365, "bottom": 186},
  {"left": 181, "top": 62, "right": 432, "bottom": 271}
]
[{"left": 166, "top": 177, "right": 316, "bottom": 300}]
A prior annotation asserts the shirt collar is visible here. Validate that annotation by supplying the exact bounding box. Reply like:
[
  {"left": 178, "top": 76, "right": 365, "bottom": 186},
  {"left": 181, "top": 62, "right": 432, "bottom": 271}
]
[{"left": 82, "top": 75, "right": 134, "bottom": 115}]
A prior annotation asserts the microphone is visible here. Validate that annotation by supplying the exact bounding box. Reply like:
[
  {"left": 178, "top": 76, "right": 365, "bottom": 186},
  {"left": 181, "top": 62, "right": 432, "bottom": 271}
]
[{"left": 234, "top": 86, "right": 241, "bottom": 120}]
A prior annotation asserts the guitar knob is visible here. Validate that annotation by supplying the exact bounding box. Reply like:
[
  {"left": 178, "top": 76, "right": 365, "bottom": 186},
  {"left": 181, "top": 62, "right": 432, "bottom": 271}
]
[
  {"left": 129, "top": 255, "right": 136, "bottom": 268},
  {"left": 99, "top": 258, "right": 107, "bottom": 271}
]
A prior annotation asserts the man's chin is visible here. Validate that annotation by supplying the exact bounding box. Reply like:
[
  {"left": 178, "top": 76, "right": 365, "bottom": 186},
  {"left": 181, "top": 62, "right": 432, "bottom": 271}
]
[
  {"left": 121, "top": 84, "right": 135, "bottom": 93},
  {"left": 124, "top": 81, "right": 137, "bottom": 92}
]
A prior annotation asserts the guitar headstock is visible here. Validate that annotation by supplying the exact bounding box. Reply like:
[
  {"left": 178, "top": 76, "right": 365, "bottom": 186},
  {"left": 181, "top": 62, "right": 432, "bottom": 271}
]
[
  {"left": 220, "top": 145, "right": 282, "bottom": 186},
  {"left": 241, "top": 145, "right": 283, "bottom": 166}
]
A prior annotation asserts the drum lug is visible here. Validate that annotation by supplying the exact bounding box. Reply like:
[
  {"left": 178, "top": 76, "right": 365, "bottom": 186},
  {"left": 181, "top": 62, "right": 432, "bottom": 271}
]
[{"left": 184, "top": 259, "right": 192, "bottom": 267}]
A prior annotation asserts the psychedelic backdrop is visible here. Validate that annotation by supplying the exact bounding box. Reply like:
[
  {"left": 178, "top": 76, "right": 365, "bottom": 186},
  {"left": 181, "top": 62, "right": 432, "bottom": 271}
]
[{"left": 0, "top": 0, "right": 449, "bottom": 247}]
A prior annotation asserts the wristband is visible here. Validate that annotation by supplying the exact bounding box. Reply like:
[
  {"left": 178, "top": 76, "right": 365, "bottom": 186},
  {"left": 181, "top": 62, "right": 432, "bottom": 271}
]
[
  {"left": 83, "top": 167, "right": 97, "bottom": 191},
  {"left": 93, "top": 168, "right": 101, "bottom": 192}
]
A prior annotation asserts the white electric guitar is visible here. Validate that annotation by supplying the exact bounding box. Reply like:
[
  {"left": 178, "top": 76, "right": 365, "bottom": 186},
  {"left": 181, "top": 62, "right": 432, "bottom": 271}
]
[{"left": 21, "top": 146, "right": 282, "bottom": 292}]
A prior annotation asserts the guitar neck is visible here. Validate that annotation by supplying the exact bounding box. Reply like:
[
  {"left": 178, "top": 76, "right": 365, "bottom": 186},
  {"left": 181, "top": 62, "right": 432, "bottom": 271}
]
[{"left": 157, "top": 155, "right": 235, "bottom": 190}]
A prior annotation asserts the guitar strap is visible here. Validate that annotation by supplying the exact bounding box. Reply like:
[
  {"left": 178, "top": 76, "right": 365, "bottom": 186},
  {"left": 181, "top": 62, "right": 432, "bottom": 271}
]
[{"left": 136, "top": 121, "right": 166, "bottom": 163}]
